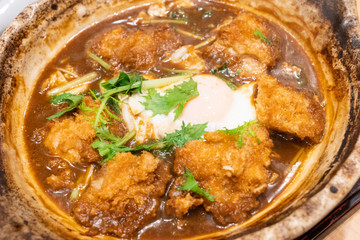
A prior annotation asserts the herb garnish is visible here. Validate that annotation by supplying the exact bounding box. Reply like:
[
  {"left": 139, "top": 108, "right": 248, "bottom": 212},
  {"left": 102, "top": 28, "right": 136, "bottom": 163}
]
[
  {"left": 218, "top": 120, "right": 261, "bottom": 147},
  {"left": 211, "top": 62, "right": 238, "bottom": 90},
  {"left": 102, "top": 72, "right": 144, "bottom": 94},
  {"left": 47, "top": 93, "right": 84, "bottom": 119},
  {"left": 79, "top": 100, "right": 119, "bottom": 126},
  {"left": 47, "top": 71, "right": 200, "bottom": 162},
  {"left": 178, "top": 167, "right": 215, "bottom": 201},
  {"left": 46, "top": 72, "right": 97, "bottom": 97},
  {"left": 93, "top": 122, "right": 207, "bottom": 162},
  {"left": 142, "top": 78, "right": 199, "bottom": 120},
  {"left": 254, "top": 28, "right": 272, "bottom": 44},
  {"left": 87, "top": 52, "right": 111, "bottom": 70},
  {"left": 162, "top": 122, "right": 207, "bottom": 148},
  {"left": 90, "top": 72, "right": 144, "bottom": 126},
  {"left": 92, "top": 131, "right": 136, "bottom": 162}
]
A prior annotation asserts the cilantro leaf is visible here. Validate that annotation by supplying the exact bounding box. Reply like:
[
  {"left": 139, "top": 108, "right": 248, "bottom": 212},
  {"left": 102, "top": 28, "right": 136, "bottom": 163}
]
[
  {"left": 217, "top": 120, "right": 260, "bottom": 147},
  {"left": 92, "top": 130, "right": 136, "bottom": 163},
  {"left": 92, "top": 140, "right": 158, "bottom": 163},
  {"left": 162, "top": 122, "right": 207, "bottom": 148},
  {"left": 89, "top": 89, "right": 100, "bottom": 99},
  {"left": 47, "top": 93, "right": 84, "bottom": 119},
  {"left": 92, "top": 140, "right": 121, "bottom": 162},
  {"left": 102, "top": 72, "right": 144, "bottom": 94},
  {"left": 94, "top": 125, "right": 120, "bottom": 143},
  {"left": 178, "top": 167, "right": 215, "bottom": 201},
  {"left": 106, "top": 97, "right": 121, "bottom": 115},
  {"left": 79, "top": 100, "right": 119, "bottom": 126},
  {"left": 92, "top": 122, "right": 207, "bottom": 162},
  {"left": 142, "top": 78, "right": 199, "bottom": 119},
  {"left": 93, "top": 72, "right": 144, "bottom": 127},
  {"left": 131, "top": 122, "right": 207, "bottom": 151},
  {"left": 254, "top": 28, "right": 272, "bottom": 44}
]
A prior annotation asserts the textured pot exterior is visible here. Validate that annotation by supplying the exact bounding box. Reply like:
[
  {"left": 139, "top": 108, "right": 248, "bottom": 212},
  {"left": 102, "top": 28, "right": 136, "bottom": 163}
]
[{"left": 0, "top": 0, "right": 359, "bottom": 239}]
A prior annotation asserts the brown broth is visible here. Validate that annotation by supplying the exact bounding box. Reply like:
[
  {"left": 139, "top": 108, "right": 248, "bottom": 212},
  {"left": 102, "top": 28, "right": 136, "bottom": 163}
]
[{"left": 24, "top": 1, "right": 318, "bottom": 239}]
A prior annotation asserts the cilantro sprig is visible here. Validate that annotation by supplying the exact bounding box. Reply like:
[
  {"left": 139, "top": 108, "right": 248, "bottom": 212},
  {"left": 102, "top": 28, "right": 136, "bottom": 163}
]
[
  {"left": 92, "top": 129, "right": 136, "bottom": 162},
  {"left": 142, "top": 78, "right": 199, "bottom": 119},
  {"left": 46, "top": 71, "right": 201, "bottom": 163},
  {"left": 218, "top": 120, "right": 261, "bottom": 147},
  {"left": 102, "top": 72, "right": 144, "bottom": 94},
  {"left": 162, "top": 122, "right": 207, "bottom": 148},
  {"left": 254, "top": 28, "right": 272, "bottom": 44},
  {"left": 178, "top": 167, "right": 215, "bottom": 201},
  {"left": 47, "top": 93, "right": 84, "bottom": 119},
  {"left": 91, "top": 72, "right": 144, "bottom": 126},
  {"left": 93, "top": 122, "right": 208, "bottom": 162}
]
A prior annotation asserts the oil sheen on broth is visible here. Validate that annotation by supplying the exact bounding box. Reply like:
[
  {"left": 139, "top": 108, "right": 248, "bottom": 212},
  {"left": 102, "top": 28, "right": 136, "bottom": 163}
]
[{"left": 24, "top": 1, "right": 325, "bottom": 239}]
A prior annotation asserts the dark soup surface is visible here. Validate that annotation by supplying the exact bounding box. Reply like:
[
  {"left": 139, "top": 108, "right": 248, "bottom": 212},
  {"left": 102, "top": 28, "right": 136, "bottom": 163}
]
[{"left": 24, "top": 1, "right": 325, "bottom": 239}]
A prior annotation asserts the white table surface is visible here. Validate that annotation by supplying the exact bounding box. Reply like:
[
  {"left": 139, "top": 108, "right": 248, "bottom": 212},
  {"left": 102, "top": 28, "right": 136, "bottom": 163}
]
[{"left": 0, "top": 0, "right": 37, "bottom": 33}]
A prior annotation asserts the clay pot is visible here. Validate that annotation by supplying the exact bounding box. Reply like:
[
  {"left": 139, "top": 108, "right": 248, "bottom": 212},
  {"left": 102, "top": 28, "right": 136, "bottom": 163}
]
[{"left": 0, "top": 0, "right": 359, "bottom": 239}]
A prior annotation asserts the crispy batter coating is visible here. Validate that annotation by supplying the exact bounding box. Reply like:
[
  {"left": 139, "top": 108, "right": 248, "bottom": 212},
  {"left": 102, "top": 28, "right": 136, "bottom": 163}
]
[
  {"left": 166, "top": 178, "right": 204, "bottom": 218},
  {"left": 90, "top": 24, "right": 181, "bottom": 71},
  {"left": 255, "top": 74, "right": 325, "bottom": 143},
  {"left": 46, "top": 158, "right": 75, "bottom": 190},
  {"left": 166, "top": 125, "right": 273, "bottom": 224},
  {"left": 72, "top": 152, "right": 172, "bottom": 237},
  {"left": 44, "top": 97, "right": 126, "bottom": 164},
  {"left": 44, "top": 114, "right": 99, "bottom": 164},
  {"left": 203, "top": 12, "right": 279, "bottom": 79}
]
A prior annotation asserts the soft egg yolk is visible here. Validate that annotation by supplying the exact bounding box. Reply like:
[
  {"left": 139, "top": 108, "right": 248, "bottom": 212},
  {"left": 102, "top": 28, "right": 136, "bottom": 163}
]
[{"left": 178, "top": 74, "right": 234, "bottom": 124}]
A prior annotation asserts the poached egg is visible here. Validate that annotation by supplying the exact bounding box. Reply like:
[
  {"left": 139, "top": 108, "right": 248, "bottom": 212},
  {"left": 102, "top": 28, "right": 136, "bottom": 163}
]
[{"left": 120, "top": 74, "right": 256, "bottom": 143}]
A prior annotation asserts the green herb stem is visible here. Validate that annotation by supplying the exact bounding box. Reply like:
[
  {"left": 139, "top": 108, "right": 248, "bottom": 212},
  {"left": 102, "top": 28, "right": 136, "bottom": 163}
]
[
  {"left": 163, "top": 68, "right": 200, "bottom": 74},
  {"left": 47, "top": 72, "right": 98, "bottom": 96},
  {"left": 254, "top": 28, "right": 272, "bottom": 44},
  {"left": 70, "top": 164, "right": 96, "bottom": 201},
  {"left": 175, "top": 28, "right": 202, "bottom": 40},
  {"left": 101, "top": 74, "right": 193, "bottom": 98},
  {"left": 94, "top": 95, "right": 109, "bottom": 127},
  {"left": 194, "top": 36, "right": 216, "bottom": 49},
  {"left": 55, "top": 67, "right": 79, "bottom": 78},
  {"left": 116, "top": 131, "right": 136, "bottom": 147},
  {"left": 87, "top": 51, "right": 111, "bottom": 70}
]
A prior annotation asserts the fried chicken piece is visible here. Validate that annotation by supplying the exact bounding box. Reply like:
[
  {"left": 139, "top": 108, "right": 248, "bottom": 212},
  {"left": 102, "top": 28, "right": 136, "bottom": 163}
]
[
  {"left": 166, "top": 125, "right": 273, "bottom": 224},
  {"left": 203, "top": 12, "right": 279, "bottom": 79},
  {"left": 46, "top": 158, "right": 75, "bottom": 190},
  {"left": 46, "top": 169, "right": 74, "bottom": 190},
  {"left": 44, "top": 114, "right": 99, "bottom": 164},
  {"left": 89, "top": 24, "right": 181, "bottom": 71},
  {"left": 44, "top": 97, "right": 126, "bottom": 164},
  {"left": 255, "top": 74, "right": 325, "bottom": 143},
  {"left": 166, "top": 178, "right": 204, "bottom": 218},
  {"left": 72, "top": 152, "right": 172, "bottom": 237}
]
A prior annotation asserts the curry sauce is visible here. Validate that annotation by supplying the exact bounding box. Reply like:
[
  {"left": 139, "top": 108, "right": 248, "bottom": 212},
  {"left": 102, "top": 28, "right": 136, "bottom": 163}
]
[{"left": 24, "top": 1, "right": 324, "bottom": 238}]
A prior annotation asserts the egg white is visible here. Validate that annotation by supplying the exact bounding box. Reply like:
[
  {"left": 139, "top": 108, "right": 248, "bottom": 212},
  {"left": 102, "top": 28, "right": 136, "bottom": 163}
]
[{"left": 120, "top": 74, "right": 256, "bottom": 143}]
